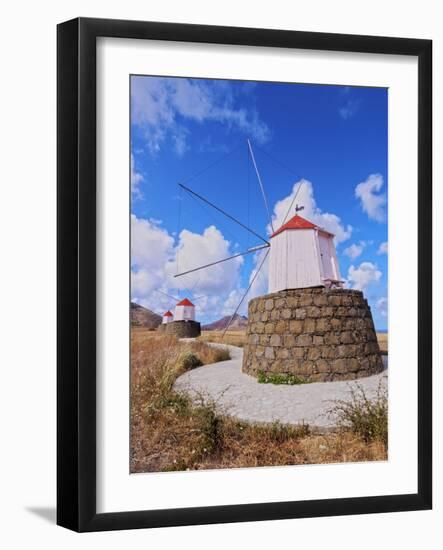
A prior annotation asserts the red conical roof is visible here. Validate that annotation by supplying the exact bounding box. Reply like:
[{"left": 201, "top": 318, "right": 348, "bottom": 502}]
[
  {"left": 270, "top": 214, "right": 334, "bottom": 238},
  {"left": 163, "top": 310, "right": 173, "bottom": 317},
  {"left": 176, "top": 298, "right": 195, "bottom": 307}
]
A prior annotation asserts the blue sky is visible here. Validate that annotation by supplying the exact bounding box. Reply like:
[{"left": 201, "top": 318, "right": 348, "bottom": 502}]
[{"left": 131, "top": 75, "right": 388, "bottom": 330}]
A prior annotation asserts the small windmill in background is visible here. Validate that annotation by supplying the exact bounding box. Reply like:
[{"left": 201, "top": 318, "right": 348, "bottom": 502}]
[
  {"left": 153, "top": 288, "right": 204, "bottom": 336},
  {"left": 174, "top": 139, "right": 344, "bottom": 336}
]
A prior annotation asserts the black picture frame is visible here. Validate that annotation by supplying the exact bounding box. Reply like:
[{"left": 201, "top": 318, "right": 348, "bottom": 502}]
[{"left": 57, "top": 17, "right": 432, "bottom": 532}]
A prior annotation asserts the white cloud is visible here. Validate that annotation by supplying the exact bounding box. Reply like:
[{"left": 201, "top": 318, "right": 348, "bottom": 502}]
[
  {"left": 131, "top": 215, "right": 175, "bottom": 298},
  {"left": 131, "top": 214, "right": 244, "bottom": 321},
  {"left": 131, "top": 154, "right": 144, "bottom": 198},
  {"left": 339, "top": 98, "right": 360, "bottom": 119},
  {"left": 343, "top": 241, "right": 367, "bottom": 259},
  {"left": 131, "top": 76, "right": 270, "bottom": 155},
  {"left": 355, "top": 173, "right": 387, "bottom": 222},
  {"left": 270, "top": 179, "right": 352, "bottom": 244},
  {"left": 378, "top": 241, "right": 388, "bottom": 255},
  {"left": 221, "top": 288, "right": 248, "bottom": 317},
  {"left": 347, "top": 261, "right": 382, "bottom": 291},
  {"left": 248, "top": 247, "right": 270, "bottom": 299},
  {"left": 216, "top": 246, "right": 270, "bottom": 318},
  {"left": 165, "top": 225, "right": 243, "bottom": 295},
  {"left": 375, "top": 296, "right": 388, "bottom": 317}
]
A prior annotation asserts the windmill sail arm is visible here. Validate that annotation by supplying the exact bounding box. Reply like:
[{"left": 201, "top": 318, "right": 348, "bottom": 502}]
[
  {"left": 247, "top": 139, "right": 275, "bottom": 234},
  {"left": 280, "top": 180, "right": 305, "bottom": 228},
  {"left": 178, "top": 183, "right": 269, "bottom": 245},
  {"left": 174, "top": 244, "right": 269, "bottom": 278},
  {"left": 154, "top": 288, "right": 180, "bottom": 302}
]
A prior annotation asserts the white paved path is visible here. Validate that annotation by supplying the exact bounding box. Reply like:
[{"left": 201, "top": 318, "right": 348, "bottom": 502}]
[{"left": 174, "top": 344, "right": 388, "bottom": 430}]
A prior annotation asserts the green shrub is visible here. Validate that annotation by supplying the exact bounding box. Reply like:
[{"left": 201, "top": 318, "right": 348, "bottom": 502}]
[
  {"left": 179, "top": 352, "right": 203, "bottom": 371},
  {"left": 257, "top": 370, "right": 308, "bottom": 385},
  {"left": 191, "top": 402, "right": 222, "bottom": 455},
  {"left": 329, "top": 380, "right": 388, "bottom": 447},
  {"left": 163, "top": 393, "right": 191, "bottom": 416}
]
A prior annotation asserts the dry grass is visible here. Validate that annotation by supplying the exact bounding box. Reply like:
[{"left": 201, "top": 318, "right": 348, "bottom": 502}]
[
  {"left": 131, "top": 331, "right": 387, "bottom": 473},
  {"left": 376, "top": 332, "right": 388, "bottom": 354},
  {"left": 199, "top": 330, "right": 247, "bottom": 348}
]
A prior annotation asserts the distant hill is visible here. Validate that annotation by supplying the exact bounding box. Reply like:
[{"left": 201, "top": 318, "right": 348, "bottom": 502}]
[
  {"left": 202, "top": 314, "right": 248, "bottom": 331},
  {"left": 131, "top": 302, "right": 162, "bottom": 328}
]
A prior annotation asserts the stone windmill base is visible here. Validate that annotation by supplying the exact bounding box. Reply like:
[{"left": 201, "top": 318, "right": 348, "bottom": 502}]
[
  {"left": 157, "top": 320, "right": 201, "bottom": 338},
  {"left": 243, "top": 288, "right": 383, "bottom": 382}
]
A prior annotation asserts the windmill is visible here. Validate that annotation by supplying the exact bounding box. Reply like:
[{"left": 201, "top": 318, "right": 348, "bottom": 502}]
[
  {"left": 153, "top": 289, "right": 203, "bottom": 337},
  {"left": 162, "top": 310, "right": 174, "bottom": 324},
  {"left": 174, "top": 139, "right": 343, "bottom": 336},
  {"left": 174, "top": 140, "right": 383, "bottom": 383}
]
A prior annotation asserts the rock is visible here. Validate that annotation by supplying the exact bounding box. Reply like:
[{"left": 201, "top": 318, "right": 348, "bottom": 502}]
[
  {"left": 315, "top": 359, "right": 330, "bottom": 373},
  {"left": 313, "top": 335, "right": 324, "bottom": 346},
  {"left": 284, "top": 334, "right": 297, "bottom": 347},
  {"left": 259, "top": 336, "right": 269, "bottom": 347},
  {"left": 306, "top": 306, "right": 321, "bottom": 318},
  {"left": 303, "top": 318, "right": 316, "bottom": 332},
  {"left": 277, "top": 348, "right": 290, "bottom": 359},
  {"left": 256, "top": 345, "right": 265, "bottom": 357},
  {"left": 314, "top": 294, "right": 329, "bottom": 306},
  {"left": 340, "top": 331, "right": 354, "bottom": 344},
  {"left": 282, "top": 308, "right": 292, "bottom": 319},
  {"left": 328, "top": 295, "right": 342, "bottom": 306},
  {"left": 295, "top": 334, "right": 312, "bottom": 347},
  {"left": 255, "top": 322, "right": 265, "bottom": 334},
  {"left": 308, "top": 347, "right": 322, "bottom": 361},
  {"left": 316, "top": 318, "right": 330, "bottom": 332},
  {"left": 321, "top": 306, "right": 335, "bottom": 317},
  {"left": 298, "top": 360, "right": 314, "bottom": 376},
  {"left": 292, "top": 347, "right": 305, "bottom": 358},
  {"left": 289, "top": 320, "right": 304, "bottom": 333},
  {"left": 295, "top": 308, "right": 307, "bottom": 319},
  {"left": 300, "top": 294, "right": 313, "bottom": 306},
  {"left": 270, "top": 334, "right": 281, "bottom": 347}
]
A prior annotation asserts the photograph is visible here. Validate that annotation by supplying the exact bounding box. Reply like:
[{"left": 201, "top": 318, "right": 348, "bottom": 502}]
[
  {"left": 130, "top": 75, "right": 389, "bottom": 474},
  {"left": 0, "top": 0, "right": 436, "bottom": 541}
]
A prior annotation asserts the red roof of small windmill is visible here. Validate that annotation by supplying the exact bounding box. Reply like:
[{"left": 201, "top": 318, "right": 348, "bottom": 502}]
[
  {"left": 176, "top": 298, "right": 195, "bottom": 307},
  {"left": 163, "top": 310, "right": 173, "bottom": 317},
  {"left": 270, "top": 214, "right": 334, "bottom": 238}
]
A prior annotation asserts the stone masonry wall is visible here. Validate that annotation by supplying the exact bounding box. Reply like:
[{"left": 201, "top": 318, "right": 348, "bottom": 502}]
[
  {"left": 243, "top": 288, "right": 383, "bottom": 382},
  {"left": 158, "top": 320, "right": 201, "bottom": 338}
]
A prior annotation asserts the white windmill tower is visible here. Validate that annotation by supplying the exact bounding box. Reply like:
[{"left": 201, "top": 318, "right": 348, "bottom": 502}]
[
  {"left": 268, "top": 213, "right": 343, "bottom": 292},
  {"left": 174, "top": 297, "right": 196, "bottom": 321},
  {"left": 162, "top": 310, "right": 174, "bottom": 324}
]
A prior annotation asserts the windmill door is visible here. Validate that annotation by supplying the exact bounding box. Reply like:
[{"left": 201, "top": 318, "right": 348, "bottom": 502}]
[{"left": 318, "top": 234, "right": 334, "bottom": 280}]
